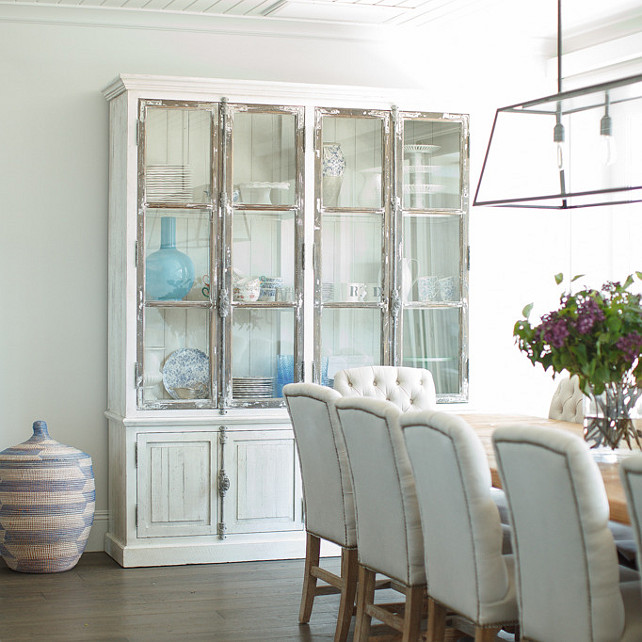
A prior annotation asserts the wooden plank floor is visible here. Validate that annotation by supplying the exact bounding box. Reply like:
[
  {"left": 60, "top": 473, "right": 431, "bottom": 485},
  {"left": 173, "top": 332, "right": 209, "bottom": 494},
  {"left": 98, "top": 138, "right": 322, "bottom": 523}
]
[{"left": 0, "top": 553, "right": 351, "bottom": 641}]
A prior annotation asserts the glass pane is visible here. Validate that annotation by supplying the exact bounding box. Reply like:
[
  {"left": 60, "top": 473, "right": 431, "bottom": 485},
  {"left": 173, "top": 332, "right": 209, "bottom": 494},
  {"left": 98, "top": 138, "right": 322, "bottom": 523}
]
[
  {"left": 402, "top": 308, "right": 461, "bottom": 395},
  {"left": 322, "top": 309, "right": 382, "bottom": 386},
  {"left": 143, "top": 308, "right": 210, "bottom": 403},
  {"left": 231, "top": 309, "right": 294, "bottom": 399},
  {"left": 321, "top": 213, "right": 382, "bottom": 303},
  {"left": 402, "top": 215, "right": 461, "bottom": 303},
  {"left": 322, "top": 116, "right": 383, "bottom": 209},
  {"left": 145, "top": 210, "right": 210, "bottom": 302},
  {"left": 403, "top": 119, "right": 462, "bottom": 210},
  {"left": 145, "top": 107, "right": 211, "bottom": 204},
  {"left": 232, "top": 210, "right": 295, "bottom": 303},
  {"left": 232, "top": 112, "right": 296, "bottom": 206}
]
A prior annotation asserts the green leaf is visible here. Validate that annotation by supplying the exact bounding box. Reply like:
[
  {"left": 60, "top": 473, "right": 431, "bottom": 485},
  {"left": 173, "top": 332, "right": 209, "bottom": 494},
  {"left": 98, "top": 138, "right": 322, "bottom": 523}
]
[
  {"left": 624, "top": 274, "right": 634, "bottom": 289},
  {"left": 636, "top": 271, "right": 642, "bottom": 281},
  {"left": 571, "top": 274, "right": 585, "bottom": 283},
  {"left": 554, "top": 273, "right": 564, "bottom": 285},
  {"left": 521, "top": 303, "right": 534, "bottom": 318}
]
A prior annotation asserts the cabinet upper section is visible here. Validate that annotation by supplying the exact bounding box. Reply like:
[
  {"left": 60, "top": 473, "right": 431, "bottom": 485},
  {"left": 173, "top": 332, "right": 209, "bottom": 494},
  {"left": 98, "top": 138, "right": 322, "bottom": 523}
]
[{"left": 104, "top": 75, "right": 469, "bottom": 415}]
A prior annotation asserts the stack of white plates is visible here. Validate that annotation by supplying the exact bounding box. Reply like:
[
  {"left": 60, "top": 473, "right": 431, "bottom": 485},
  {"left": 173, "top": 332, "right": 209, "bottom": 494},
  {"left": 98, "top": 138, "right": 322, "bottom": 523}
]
[
  {"left": 404, "top": 144, "right": 440, "bottom": 155},
  {"left": 233, "top": 376, "right": 274, "bottom": 399},
  {"left": 322, "top": 282, "right": 335, "bottom": 302},
  {"left": 146, "top": 165, "right": 193, "bottom": 203},
  {"left": 404, "top": 184, "right": 442, "bottom": 194}
]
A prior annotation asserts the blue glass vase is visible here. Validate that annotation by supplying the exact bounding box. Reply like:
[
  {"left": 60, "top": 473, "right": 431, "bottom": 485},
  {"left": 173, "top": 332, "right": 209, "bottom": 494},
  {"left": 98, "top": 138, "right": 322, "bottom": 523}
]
[{"left": 146, "top": 216, "right": 195, "bottom": 301}]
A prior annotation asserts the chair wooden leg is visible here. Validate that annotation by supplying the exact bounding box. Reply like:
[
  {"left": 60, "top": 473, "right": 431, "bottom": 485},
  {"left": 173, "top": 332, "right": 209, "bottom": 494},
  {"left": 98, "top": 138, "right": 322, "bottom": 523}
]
[
  {"left": 474, "top": 626, "right": 500, "bottom": 642},
  {"left": 334, "top": 547, "right": 358, "bottom": 642},
  {"left": 354, "top": 565, "right": 376, "bottom": 642},
  {"left": 401, "top": 585, "right": 425, "bottom": 642},
  {"left": 299, "top": 532, "right": 321, "bottom": 624},
  {"left": 427, "top": 598, "right": 447, "bottom": 642}
]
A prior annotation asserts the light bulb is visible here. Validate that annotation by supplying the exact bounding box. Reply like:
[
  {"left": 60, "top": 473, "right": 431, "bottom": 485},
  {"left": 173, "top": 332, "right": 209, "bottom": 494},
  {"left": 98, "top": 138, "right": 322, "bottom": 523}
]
[
  {"left": 553, "top": 102, "right": 567, "bottom": 194},
  {"left": 600, "top": 91, "right": 617, "bottom": 167},
  {"left": 600, "top": 134, "right": 617, "bottom": 167}
]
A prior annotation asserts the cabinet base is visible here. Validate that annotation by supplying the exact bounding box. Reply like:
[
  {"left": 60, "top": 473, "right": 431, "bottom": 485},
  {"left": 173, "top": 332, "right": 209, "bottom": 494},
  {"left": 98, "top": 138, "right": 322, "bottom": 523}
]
[{"left": 104, "top": 531, "right": 340, "bottom": 568}]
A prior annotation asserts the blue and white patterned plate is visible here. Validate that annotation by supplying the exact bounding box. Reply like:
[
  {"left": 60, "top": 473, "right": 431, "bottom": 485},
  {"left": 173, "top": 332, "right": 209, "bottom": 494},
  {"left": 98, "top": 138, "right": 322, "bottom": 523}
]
[{"left": 162, "top": 348, "right": 209, "bottom": 399}]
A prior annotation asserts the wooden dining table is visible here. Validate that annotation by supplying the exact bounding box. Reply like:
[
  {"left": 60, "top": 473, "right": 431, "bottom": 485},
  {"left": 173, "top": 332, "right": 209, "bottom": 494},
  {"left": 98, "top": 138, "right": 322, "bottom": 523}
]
[{"left": 458, "top": 413, "right": 637, "bottom": 525}]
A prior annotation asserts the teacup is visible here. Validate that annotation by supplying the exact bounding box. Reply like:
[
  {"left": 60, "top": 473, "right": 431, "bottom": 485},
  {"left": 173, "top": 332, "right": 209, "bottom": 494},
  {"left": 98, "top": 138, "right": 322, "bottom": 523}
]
[
  {"left": 417, "top": 276, "right": 439, "bottom": 302},
  {"left": 234, "top": 277, "right": 261, "bottom": 302},
  {"left": 439, "top": 276, "right": 456, "bottom": 301}
]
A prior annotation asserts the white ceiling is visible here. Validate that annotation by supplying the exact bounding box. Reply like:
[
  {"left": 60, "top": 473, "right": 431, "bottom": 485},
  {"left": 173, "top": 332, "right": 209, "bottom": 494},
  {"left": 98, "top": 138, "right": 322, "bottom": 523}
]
[{"left": 4, "top": 0, "right": 642, "bottom": 34}]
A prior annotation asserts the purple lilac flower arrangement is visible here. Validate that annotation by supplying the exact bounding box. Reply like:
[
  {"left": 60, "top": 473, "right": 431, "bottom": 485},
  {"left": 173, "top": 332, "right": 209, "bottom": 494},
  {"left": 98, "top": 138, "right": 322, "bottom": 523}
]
[{"left": 514, "top": 272, "right": 642, "bottom": 395}]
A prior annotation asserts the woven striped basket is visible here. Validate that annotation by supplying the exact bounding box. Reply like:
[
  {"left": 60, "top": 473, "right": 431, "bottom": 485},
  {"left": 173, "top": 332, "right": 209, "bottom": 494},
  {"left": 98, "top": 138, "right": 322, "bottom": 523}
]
[{"left": 0, "top": 420, "right": 95, "bottom": 573}]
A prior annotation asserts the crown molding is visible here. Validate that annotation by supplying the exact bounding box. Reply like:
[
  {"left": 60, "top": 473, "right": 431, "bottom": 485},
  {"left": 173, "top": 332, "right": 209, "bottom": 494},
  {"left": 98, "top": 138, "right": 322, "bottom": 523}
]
[
  {"left": 0, "top": 1, "right": 395, "bottom": 42},
  {"left": 102, "top": 73, "right": 435, "bottom": 111}
]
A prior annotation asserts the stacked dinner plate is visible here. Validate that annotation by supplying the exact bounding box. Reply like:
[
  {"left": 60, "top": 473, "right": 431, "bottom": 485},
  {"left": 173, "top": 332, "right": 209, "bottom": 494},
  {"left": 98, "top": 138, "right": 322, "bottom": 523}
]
[
  {"left": 233, "top": 376, "right": 274, "bottom": 399},
  {"left": 146, "top": 164, "right": 193, "bottom": 203},
  {"left": 322, "top": 282, "right": 335, "bottom": 302}
]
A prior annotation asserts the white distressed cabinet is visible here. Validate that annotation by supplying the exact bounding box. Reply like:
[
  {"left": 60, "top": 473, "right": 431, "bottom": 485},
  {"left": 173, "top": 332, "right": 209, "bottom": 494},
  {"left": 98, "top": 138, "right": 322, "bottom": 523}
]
[{"left": 103, "top": 74, "right": 468, "bottom": 567}]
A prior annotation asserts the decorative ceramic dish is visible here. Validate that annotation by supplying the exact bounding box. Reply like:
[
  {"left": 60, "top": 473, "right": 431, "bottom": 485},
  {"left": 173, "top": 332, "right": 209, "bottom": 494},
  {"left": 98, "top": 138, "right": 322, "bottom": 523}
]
[{"left": 162, "top": 348, "right": 209, "bottom": 399}]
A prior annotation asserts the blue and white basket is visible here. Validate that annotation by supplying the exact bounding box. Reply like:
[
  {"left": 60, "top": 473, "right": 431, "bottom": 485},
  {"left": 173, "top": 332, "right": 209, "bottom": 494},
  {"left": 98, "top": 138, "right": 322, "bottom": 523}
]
[{"left": 0, "top": 421, "right": 95, "bottom": 573}]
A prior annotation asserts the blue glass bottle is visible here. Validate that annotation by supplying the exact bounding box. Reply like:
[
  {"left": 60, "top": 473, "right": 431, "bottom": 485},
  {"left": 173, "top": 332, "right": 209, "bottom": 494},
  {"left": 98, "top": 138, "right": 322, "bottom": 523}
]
[{"left": 146, "top": 216, "right": 195, "bottom": 301}]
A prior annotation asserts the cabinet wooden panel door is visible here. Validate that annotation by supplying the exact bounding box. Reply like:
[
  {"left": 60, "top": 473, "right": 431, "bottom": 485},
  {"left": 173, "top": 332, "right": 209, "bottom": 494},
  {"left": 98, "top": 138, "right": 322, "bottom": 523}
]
[
  {"left": 137, "top": 432, "right": 218, "bottom": 538},
  {"left": 222, "top": 429, "right": 302, "bottom": 534}
]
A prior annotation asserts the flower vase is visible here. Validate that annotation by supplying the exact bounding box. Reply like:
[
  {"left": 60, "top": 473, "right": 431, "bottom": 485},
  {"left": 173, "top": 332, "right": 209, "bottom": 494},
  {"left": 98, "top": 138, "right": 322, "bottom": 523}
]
[
  {"left": 583, "top": 381, "right": 642, "bottom": 449},
  {"left": 146, "top": 216, "right": 195, "bottom": 301},
  {"left": 322, "top": 143, "right": 345, "bottom": 207},
  {"left": 0, "top": 421, "right": 95, "bottom": 573}
]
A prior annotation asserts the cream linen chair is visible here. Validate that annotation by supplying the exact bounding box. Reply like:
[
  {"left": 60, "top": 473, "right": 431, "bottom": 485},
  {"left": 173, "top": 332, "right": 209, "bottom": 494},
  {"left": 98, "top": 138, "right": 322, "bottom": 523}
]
[
  {"left": 400, "top": 410, "right": 519, "bottom": 642},
  {"left": 334, "top": 396, "right": 426, "bottom": 641},
  {"left": 547, "top": 376, "right": 636, "bottom": 564},
  {"left": 334, "top": 364, "right": 512, "bottom": 551},
  {"left": 548, "top": 374, "right": 585, "bottom": 422},
  {"left": 283, "top": 383, "right": 358, "bottom": 642},
  {"left": 333, "top": 365, "right": 436, "bottom": 411},
  {"left": 493, "top": 425, "right": 642, "bottom": 642},
  {"left": 620, "top": 455, "right": 642, "bottom": 567}
]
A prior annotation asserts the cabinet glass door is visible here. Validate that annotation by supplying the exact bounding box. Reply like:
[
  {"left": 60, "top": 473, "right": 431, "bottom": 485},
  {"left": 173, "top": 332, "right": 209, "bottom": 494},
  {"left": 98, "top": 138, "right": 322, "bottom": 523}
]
[
  {"left": 402, "top": 117, "right": 463, "bottom": 211},
  {"left": 139, "top": 102, "right": 217, "bottom": 408},
  {"left": 396, "top": 112, "right": 469, "bottom": 401},
  {"left": 224, "top": 104, "right": 304, "bottom": 406},
  {"left": 315, "top": 109, "right": 391, "bottom": 384}
]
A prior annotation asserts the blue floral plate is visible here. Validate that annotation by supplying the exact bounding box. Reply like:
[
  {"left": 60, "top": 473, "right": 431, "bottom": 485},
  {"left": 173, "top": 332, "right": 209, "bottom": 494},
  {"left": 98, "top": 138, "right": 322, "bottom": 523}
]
[{"left": 162, "top": 348, "right": 209, "bottom": 399}]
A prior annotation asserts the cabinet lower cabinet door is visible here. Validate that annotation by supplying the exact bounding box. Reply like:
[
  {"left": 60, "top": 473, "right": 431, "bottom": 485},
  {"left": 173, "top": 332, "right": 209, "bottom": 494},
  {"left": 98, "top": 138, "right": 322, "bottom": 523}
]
[
  {"left": 137, "top": 432, "right": 218, "bottom": 538},
  {"left": 222, "top": 430, "right": 302, "bottom": 534}
]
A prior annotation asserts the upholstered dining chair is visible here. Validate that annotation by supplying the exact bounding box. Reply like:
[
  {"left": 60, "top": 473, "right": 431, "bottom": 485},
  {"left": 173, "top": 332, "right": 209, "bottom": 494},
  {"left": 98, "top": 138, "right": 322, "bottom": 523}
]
[
  {"left": 547, "top": 375, "right": 637, "bottom": 565},
  {"left": 493, "top": 425, "right": 642, "bottom": 642},
  {"left": 283, "top": 382, "right": 358, "bottom": 642},
  {"left": 334, "top": 396, "right": 426, "bottom": 641},
  {"left": 333, "top": 365, "right": 436, "bottom": 411},
  {"left": 620, "top": 455, "right": 642, "bottom": 568},
  {"left": 548, "top": 374, "right": 585, "bottom": 423},
  {"left": 400, "top": 410, "right": 519, "bottom": 642},
  {"left": 334, "top": 364, "right": 512, "bottom": 552}
]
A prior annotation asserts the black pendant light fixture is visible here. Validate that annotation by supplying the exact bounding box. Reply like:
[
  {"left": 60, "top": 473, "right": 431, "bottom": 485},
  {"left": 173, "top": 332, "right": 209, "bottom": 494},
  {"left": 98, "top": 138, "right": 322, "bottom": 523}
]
[{"left": 473, "top": 0, "right": 642, "bottom": 209}]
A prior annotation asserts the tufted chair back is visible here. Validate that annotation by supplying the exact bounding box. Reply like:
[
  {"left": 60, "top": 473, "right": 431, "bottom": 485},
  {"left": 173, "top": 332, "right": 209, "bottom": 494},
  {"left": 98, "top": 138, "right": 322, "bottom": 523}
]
[
  {"left": 284, "top": 382, "right": 356, "bottom": 547},
  {"left": 334, "top": 396, "right": 425, "bottom": 587},
  {"left": 549, "top": 374, "right": 585, "bottom": 423},
  {"left": 333, "top": 365, "right": 436, "bottom": 412},
  {"left": 400, "top": 410, "right": 518, "bottom": 630},
  {"left": 492, "top": 425, "right": 639, "bottom": 642}
]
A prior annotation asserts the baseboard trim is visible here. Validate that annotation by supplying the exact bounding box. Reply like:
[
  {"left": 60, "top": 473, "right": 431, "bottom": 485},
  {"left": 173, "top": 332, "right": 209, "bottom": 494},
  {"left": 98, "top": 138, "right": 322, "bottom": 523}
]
[{"left": 86, "top": 510, "right": 109, "bottom": 553}]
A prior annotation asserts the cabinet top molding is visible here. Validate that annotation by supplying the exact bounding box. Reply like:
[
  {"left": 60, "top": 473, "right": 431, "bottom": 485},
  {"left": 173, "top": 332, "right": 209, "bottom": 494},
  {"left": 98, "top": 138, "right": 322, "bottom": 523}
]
[{"left": 102, "top": 73, "right": 434, "bottom": 111}]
